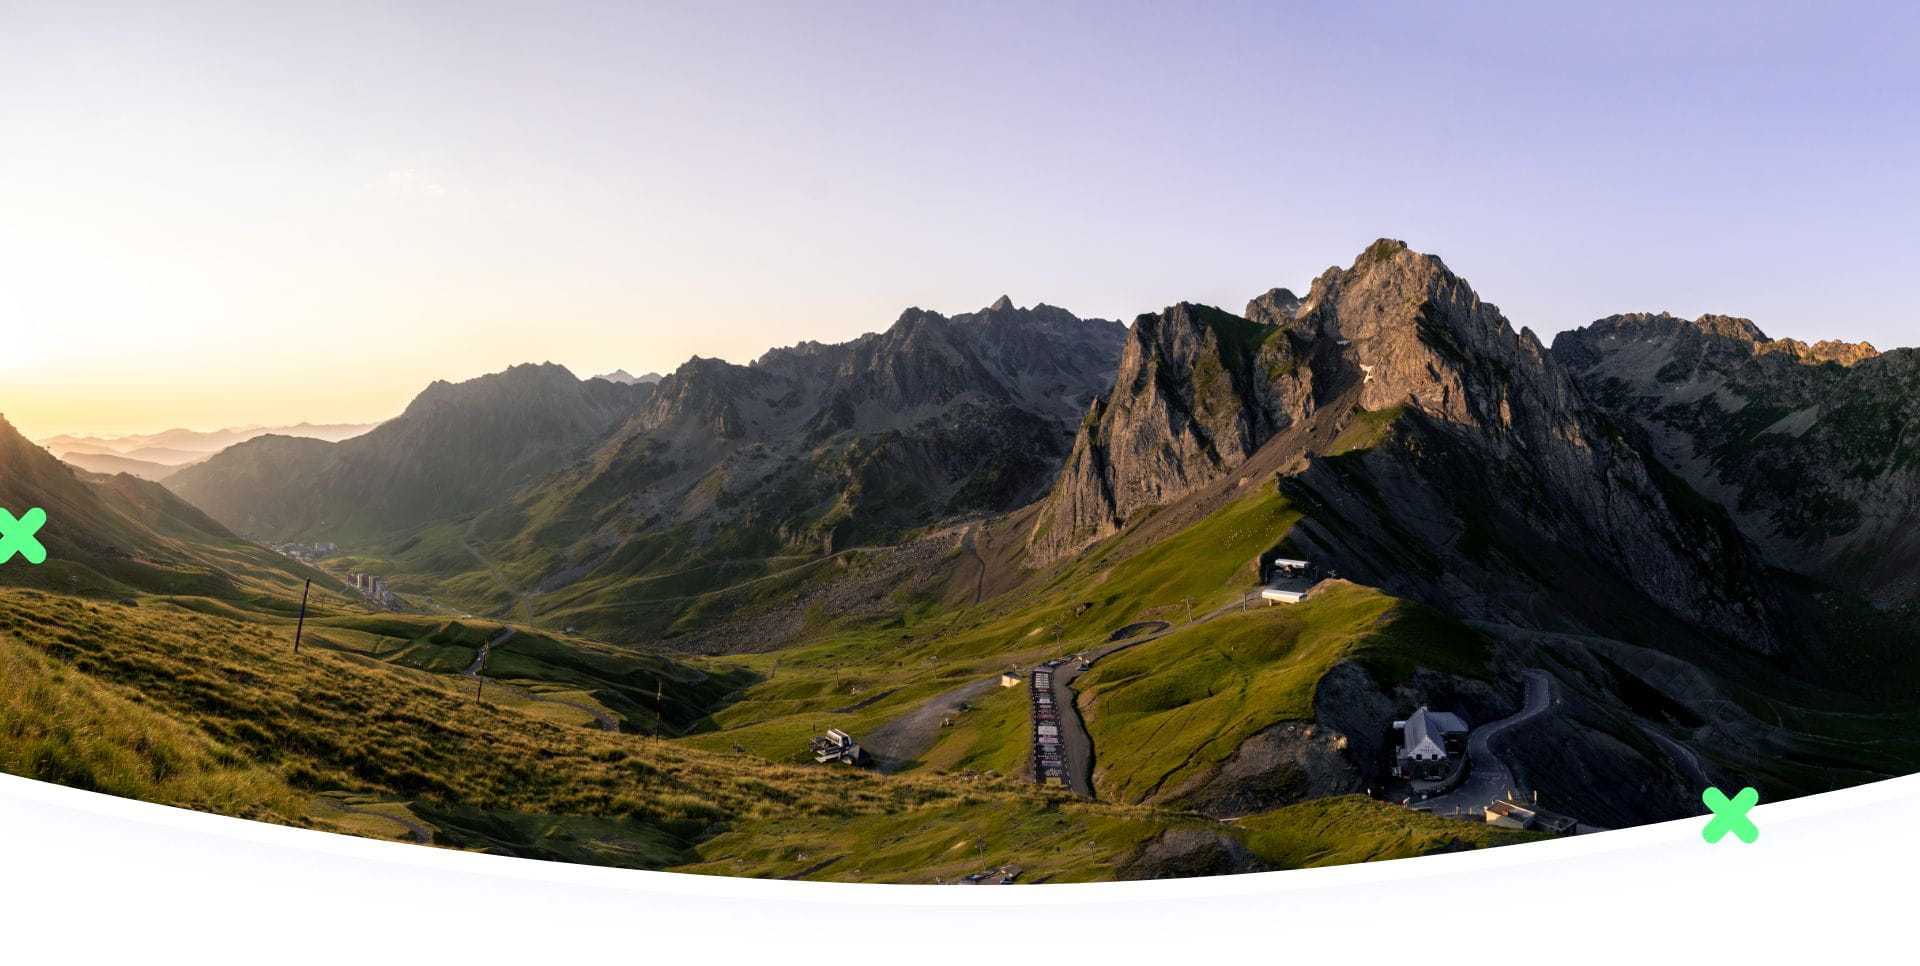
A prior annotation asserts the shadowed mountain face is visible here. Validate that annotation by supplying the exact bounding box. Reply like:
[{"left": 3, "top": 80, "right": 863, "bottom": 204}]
[
  {"left": 1029, "top": 240, "right": 1784, "bottom": 652},
  {"left": 1554, "top": 315, "right": 1920, "bottom": 610},
  {"left": 166, "top": 364, "right": 647, "bottom": 542},
  {"left": 0, "top": 416, "right": 325, "bottom": 598},
  {"left": 451, "top": 300, "right": 1127, "bottom": 635}
]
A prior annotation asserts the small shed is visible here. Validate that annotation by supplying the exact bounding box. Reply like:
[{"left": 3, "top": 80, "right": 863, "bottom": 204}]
[{"left": 811, "top": 727, "right": 865, "bottom": 765}]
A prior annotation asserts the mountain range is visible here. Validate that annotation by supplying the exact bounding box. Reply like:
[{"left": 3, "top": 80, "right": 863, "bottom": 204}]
[
  {"left": 5, "top": 238, "right": 1915, "bottom": 879},
  {"left": 37, "top": 421, "right": 382, "bottom": 482}
]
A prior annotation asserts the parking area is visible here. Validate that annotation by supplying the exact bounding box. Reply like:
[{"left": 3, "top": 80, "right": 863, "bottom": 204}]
[{"left": 1030, "top": 659, "right": 1067, "bottom": 786}]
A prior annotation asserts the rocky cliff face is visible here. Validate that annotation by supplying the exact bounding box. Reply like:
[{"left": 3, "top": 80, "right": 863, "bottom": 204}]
[
  {"left": 1554, "top": 314, "right": 1919, "bottom": 609},
  {"left": 466, "top": 300, "right": 1126, "bottom": 633},
  {"left": 1030, "top": 239, "right": 1786, "bottom": 651},
  {"left": 1029, "top": 298, "right": 1313, "bottom": 562}
]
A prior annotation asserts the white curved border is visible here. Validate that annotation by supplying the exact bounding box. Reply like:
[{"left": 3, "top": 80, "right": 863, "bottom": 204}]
[{"left": 3, "top": 770, "right": 1912, "bottom": 960}]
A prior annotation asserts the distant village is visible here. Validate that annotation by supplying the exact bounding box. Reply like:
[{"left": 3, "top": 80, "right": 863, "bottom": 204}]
[
  {"left": 266, "top": 541, "right": 402, "bottom": 611},
  {"left": 343, "top": 572, "right": 397, "bottom": 609},
  {"left": 267, "top": 540, "right": 336, "bottom": 564}
]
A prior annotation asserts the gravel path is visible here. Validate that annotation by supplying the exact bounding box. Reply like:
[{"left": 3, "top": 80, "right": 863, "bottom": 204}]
[
  {"left": 314, "top": 799, "right": 433, "bottom": 844},
  {"left": 861, "top": 675, "right": 1004, "bottom": 772}
]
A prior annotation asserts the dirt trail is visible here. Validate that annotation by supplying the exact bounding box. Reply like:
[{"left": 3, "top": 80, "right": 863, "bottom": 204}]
[
  {"left": 962, "top": 526, "right": 987, "bottom": 605},
  {"left": 461, "top": 625, "right": 621, "bottom": 732},
  {"left": 463, "top": 527, "right": 535, "bottom": 626},
  {"left": 315, "top": 799, "right": 433, "bottom": 844},
  {"left": 861, "top": 676, "right": 1004, "bottom": 772}
]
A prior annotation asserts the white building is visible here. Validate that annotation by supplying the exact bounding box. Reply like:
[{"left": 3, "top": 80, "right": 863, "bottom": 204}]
[
  {"left": 1260, "top": 557, "right": 1318, "bottom": 604},
  {"left": 1393, "top": 706, "right": 1470, "bottom": 781}
]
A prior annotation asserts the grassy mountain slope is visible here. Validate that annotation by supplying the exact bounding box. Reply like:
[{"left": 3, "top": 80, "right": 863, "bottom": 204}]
[
  {"left": 364, "top": 303, "right": 1128, "bottom": 643},
  {"left": 0, "top": 415, "right": 334, "bottom": 602},
  {"left": 1078, "top": 584, "right": 1487, "bottom": 805},
  {"left": 0, "top": 586, "right": 1528, "bottom": 878}
]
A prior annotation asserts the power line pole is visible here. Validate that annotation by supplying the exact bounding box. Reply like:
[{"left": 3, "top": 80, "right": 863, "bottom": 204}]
[{"left": 293, "top": 578, "right": 311, "bottom": 654}]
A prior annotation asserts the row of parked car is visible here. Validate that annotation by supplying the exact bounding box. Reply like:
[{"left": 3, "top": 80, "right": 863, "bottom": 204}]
[{"left": 1031, "top": 662, "right": 1064, "bottom": 786}]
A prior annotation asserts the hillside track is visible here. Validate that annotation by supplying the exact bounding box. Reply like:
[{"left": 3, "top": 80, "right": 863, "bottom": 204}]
[{"left": 461, "top": 625, "right": 621, "bottom": 732}]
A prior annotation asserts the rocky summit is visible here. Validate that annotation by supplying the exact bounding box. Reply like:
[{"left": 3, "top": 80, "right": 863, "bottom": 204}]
[{"left": 1031, "top": 240, "right": 1784, "bottom": 650}]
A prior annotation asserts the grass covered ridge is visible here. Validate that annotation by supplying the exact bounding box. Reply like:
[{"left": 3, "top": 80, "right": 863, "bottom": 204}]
[
  {"left": 1234, "top": 795, "right": 1536, "bottom": 868},
  {"left": 1078, "top": 582, "right": 1490, "bottom": 804}
]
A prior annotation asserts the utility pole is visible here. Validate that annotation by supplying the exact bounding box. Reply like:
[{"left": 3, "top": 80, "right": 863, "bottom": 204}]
[
  {"left": 1184, "top": 595, "right": 1193, "bottom": 623},
  {"left": 293, "top": 578, "right": 311, "bottom": 653},
  {"left": 655, "top": 676, "right": 664, "bottom": 735}
]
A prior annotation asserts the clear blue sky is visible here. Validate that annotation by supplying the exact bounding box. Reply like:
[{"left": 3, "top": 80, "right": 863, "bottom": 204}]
[{"left": 2, "top": 0, "right": 1915, "bottom": 435}]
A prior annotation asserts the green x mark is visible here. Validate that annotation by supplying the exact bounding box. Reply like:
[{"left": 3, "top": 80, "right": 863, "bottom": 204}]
[
  {"left": 1702, "top": 786, "right": 1759, "bottom": 844},
  {"left": 0, "top": 507, "right": 48, "bottom": 565}
]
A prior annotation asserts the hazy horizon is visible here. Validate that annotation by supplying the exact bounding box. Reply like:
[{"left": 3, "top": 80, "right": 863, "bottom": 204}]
[{"left": 5, "top": 1, "right": 1915, "bottom": 439}]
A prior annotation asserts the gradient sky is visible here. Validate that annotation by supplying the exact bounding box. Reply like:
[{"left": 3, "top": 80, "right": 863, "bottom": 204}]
[{"left": 3, "top": 1, "right": 1915, "bottom": 438}]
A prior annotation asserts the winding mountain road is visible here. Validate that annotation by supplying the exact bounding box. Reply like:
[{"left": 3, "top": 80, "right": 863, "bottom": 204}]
[
  {"left": 462, "top": 530, "right": 536, "bottom": 626},
  {"left": 861, "top": 595, "right": 1255, "bottom": 788},
  {"left": 1048, "top": 597, "right": 1249, "bottom": 797},
  {"left": 1413, "top": 668, "right": 1554, "bottom": 815}
]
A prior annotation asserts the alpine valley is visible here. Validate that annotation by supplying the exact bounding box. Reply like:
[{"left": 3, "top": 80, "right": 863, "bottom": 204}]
[{"left": 4, "top": 240, "right": 1915, "bottom": 881}]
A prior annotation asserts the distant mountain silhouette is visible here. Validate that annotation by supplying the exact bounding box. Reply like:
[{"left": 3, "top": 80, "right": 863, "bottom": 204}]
[{"left": 166, "top": 364, "right": 648, "bottom": 542}]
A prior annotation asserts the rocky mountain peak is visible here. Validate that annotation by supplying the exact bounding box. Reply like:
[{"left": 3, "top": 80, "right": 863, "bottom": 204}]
[
  {"left": 988, "top": 294, "right": 1015, "bottom": 312},
  {"left": 1555, "top": 313, "right": 1882, "bottom": 374},
  {"left": 1762, "top": 338, "right": 1880, "bottom": 366},
  {"left": 1244, "top": 288, "right": 1302, "bottom": 327},
  {"left": 1288, "top": 238, "right": 1570, "bottom": 431},
  {"left": 1027, "top": 239, "right": 1785, "bottom": 650},
  {"left": 1692, "top": 313, "right": 1770, "bottom": 343}
]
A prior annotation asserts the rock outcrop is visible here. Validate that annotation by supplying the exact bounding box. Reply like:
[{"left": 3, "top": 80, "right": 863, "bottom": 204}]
[
  {"left": 460, "top": 299, "right": 1129, "bottom": 639},
  {"left": 1030, "top": 239, "right": 1786, "bottom": 650},
  {"left": 1027, "top": 300, "right": 1313, "bottom": 561},
  {"left": 1554, "top": 313, "right": 1919, "bottom": 609}
]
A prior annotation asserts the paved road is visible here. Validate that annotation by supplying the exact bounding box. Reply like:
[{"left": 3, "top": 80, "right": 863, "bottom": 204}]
[
  {"left": 1049, "top": 596, "right": 1252, "bottom": 797},
  {"left": 862, "top": 594, "right": 1254, "bottom": 787},
  {"left": 1414, "top": 669, "right": 1553, "bottom": 816}
]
